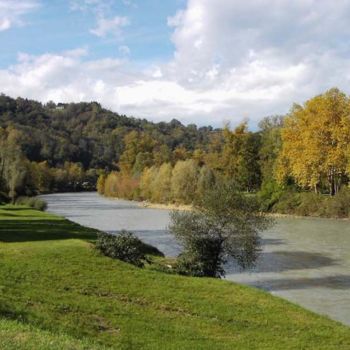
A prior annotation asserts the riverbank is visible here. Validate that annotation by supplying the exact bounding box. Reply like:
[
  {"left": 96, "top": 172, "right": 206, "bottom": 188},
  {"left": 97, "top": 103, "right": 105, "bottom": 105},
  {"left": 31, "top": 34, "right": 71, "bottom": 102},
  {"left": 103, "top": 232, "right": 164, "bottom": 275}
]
[
  {"left": 139, "top": 200, "right": 350, "bottom": 221},
  {"left": 0, "top": 204, "right": 349, "bottom": 349},
  {"left": 139, "top": 200, "right": 192, "bottom": 211}
]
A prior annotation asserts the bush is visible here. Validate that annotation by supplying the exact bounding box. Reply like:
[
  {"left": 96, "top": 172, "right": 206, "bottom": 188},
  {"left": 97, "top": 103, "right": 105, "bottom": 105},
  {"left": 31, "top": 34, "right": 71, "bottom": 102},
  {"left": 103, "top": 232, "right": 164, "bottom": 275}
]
[
  {"left": 270, "top": 188, "right": 350, "bottom": 218},
  {"left": 324, "top": 188, "right": 350, "bottom": 218},
  {"left": 258, "top": 179, "right": 284, "bottom": 211},
  {"left": 295, "top": 192, "right": 326, "bottom": 217},
  {"left": 15, "top": 196, "right": 47, "bottom": 211},
  {"left": 96, "top": 231, "right": 163, "bottom": 267},
  {"left": 271, "top": 191, "right": 301, "bottom": 214}
]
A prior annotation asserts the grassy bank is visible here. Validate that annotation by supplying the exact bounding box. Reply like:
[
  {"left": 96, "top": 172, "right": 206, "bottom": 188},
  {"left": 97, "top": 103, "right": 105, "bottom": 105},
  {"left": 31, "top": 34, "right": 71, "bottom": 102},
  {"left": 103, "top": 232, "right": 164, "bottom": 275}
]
[{"left": 0, "top": 205, "right": 349, "bottom": 349}]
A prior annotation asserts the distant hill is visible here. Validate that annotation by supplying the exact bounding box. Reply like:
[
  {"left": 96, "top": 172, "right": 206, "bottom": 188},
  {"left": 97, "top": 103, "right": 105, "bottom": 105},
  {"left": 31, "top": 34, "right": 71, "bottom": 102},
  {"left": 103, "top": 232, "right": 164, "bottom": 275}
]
[{"left": 0, "top": 94, "right": 215, "bottom": 170}]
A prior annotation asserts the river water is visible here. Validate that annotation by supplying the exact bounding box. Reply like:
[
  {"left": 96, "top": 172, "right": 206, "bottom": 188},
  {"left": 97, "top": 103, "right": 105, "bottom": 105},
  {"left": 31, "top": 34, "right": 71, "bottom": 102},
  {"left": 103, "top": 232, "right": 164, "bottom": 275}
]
[{"left": 41, "top": 192, "right": 350, "bottom": 326}]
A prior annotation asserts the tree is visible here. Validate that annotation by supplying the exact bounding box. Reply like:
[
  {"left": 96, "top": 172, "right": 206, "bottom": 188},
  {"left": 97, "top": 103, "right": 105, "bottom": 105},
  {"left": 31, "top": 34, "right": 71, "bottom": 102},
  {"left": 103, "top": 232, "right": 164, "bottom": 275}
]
[
  {"left": 0, "top": 127, "right": 29, "bottom": 202},
  {"left": 152, "top": 163, "right": 173, "bottom": 203},
  {"left": 171, "top": 159, "right": 199, "bottom": 204},
  {"left": 221, "top": 123, "right": 261, "bottom": 191},
  {"left": 139, "top": 166, "right": 158, "bottom": 200},
  {"left": 97, "top": 173, "right": 106, "bottom": 194},
  {"left": 169, "top": 181, "right": 272, "bottom": 277},
  {"left": 258, "top": 115, "right": 284, "bottom": 182},
  {"left": 196, "top": 165, "right": 216, "bottom": 199},
  {"left": 277, "top": 89, "right": 350, "bottom": 195}
]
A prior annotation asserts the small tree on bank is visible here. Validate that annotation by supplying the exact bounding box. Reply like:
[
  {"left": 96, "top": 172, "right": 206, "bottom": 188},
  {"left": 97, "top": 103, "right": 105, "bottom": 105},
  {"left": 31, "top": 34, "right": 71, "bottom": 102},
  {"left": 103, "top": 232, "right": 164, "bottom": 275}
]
[{"left": 169, "top": 182, "right": 272, "bottom": 277}]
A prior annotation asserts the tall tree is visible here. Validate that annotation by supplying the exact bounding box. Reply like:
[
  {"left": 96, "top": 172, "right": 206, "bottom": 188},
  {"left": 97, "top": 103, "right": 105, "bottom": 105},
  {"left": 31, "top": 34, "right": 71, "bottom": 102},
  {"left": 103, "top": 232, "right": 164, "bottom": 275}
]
[
  {"left": 277, "top": 88, "right": 350, "bottom": 195},
  {"left": 221, "top": 123, "right": 261, "bottom": 191},
  {"left": 171, "top": 159, "right": 199, "bottom": 204}
]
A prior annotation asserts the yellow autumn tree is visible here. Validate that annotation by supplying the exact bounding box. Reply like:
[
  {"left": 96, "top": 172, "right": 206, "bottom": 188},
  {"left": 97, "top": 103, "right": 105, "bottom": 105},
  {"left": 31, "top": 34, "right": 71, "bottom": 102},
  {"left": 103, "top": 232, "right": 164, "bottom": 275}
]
[{"left": 276, "top": 88, "right": 350, "bottom": 195}]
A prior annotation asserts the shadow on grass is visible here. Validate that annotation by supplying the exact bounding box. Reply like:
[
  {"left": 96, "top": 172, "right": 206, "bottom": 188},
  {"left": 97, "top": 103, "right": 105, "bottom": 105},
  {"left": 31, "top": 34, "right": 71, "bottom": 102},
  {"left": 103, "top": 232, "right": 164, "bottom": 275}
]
[{"left": 0, "top": 219, "right": 97, "bottom": 243}]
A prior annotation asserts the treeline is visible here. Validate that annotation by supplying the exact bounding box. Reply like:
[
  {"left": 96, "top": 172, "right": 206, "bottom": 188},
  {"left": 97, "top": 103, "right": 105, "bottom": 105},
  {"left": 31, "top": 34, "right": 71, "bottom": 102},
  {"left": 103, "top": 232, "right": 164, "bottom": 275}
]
[
  {"left": 0, "top": 126, "right": 98, "bottom": 201},
  {"left": 99, "top": 89, "right": 350, "bottom": 218},
  {"left": 0, "top": 93, "right": 214, "bottom": 202},
  {"left": 2, "top": 89, "right": 350, "bottom": 217}
]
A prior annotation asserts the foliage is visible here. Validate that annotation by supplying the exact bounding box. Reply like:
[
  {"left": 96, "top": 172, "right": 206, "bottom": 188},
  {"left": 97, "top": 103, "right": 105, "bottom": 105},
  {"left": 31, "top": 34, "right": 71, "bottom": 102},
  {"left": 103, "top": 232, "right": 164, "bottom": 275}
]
[
  {"left": 170, "top": 182, "right": 272, "bottom": 277},
  {"left": 96, "top": 173, "right": 106, "bottom": 194},
  {"left": 103, "top": 172, "right": 139, "bottom": 200},
  {"left": 258, "top": 179, "right": 284, "bottom": 211},
  {"left": 1, "top": 206, "right": 349, "bottom": 349},
  {"left": 15, "top": 196, "right": 47, "bottom": 211},
  {"left": 220, "top": 123, "right": 261, "bottom": 191},
  {"left": 258, "top": 116, "right": 283, "bottom": 185},
  {"left": 152, "top": 163, "right": 173, "bottom": 203},
  {"left": 0, "top": 94, "right": 215, "bottom": 201},
  {"left": 271, "top": 189, "right": 350, "bottom": 218},
  {"left": 171, "top": 159, "right": 199, "bottom": 204},
  {"left": 277, "top": 88, "right": 350, "bottom": 195},
  {"left": 2, "top": 90, "right": 350, "bottom": 218},
  {"left": 96, "top": 231, "right": 156, "bottom": 267},
  {"left": 324, "top": 187, "right": 350, "bottom": 218}
]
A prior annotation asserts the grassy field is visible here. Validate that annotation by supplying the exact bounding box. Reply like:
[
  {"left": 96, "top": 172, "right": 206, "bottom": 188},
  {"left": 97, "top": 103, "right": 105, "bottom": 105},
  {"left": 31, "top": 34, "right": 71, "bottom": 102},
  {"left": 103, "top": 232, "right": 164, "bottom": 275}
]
[{"left": 0, "top": 205, "right": 349, "bottom": 349}]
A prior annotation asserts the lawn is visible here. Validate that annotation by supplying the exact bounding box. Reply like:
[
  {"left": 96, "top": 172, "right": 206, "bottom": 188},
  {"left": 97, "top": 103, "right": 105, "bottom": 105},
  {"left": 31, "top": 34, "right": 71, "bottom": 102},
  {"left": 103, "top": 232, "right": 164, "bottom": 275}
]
[{"left": 0, "top": 205, "right": 349, "bottom": 349}]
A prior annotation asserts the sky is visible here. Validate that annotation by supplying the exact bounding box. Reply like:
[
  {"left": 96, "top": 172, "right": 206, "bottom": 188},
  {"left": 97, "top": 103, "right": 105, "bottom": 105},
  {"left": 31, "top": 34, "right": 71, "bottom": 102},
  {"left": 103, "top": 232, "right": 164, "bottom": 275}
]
[{"left": 1, "top": 0, "right": 350, "bottom": 127}]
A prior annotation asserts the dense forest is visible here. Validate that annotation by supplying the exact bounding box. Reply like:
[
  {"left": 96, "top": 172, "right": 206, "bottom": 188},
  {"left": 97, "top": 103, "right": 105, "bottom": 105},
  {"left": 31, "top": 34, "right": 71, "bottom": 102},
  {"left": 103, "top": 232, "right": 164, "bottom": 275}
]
[
  {"left": 1, "top": 88, "right": 350, "bottom": 217},
  {"left": 0, "top": 93, "right": 214, "bottom": 201}
]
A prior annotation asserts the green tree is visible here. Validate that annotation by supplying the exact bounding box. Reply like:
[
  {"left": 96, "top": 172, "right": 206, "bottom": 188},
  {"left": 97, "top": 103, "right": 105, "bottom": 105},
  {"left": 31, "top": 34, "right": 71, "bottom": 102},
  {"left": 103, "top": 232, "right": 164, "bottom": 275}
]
[
  {"left": 170, "top": 181, "right": 272, "bottom": 277},
  {"left": 171, "top": 159, "right": 199, "bottom": 204},
  {"left": 152, "top": 163, "right": 173, "bottom": 203},
  {"left": 0, "top": 127, "right": 29, "bottom": 202},
  {"left": 221, "top": 123, "right": 261, "bottom": 191},
  {"left": 196, "top": 165, "right": 216, "bottom": 199}
]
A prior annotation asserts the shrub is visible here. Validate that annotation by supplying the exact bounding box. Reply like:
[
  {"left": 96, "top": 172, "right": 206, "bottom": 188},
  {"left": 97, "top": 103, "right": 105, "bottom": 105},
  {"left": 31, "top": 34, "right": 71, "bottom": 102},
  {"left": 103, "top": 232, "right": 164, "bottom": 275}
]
[
  {"left": 258, "top": 179, "right": 284, "bottom": 211},
  {"left": 96, "top": 231, "right": 163, "bottom": 267},
  {"left": 324, "top": 188, "right": 350, "bottom": 218},
  {"left": 15, "top": 196, "right": 47, "bottom": 211},
  {"left": 271, "top": 191, "right": 301, "bottom": 214},
  {"left": 296, "top": 192, "right": 326, "bottom": 217}
]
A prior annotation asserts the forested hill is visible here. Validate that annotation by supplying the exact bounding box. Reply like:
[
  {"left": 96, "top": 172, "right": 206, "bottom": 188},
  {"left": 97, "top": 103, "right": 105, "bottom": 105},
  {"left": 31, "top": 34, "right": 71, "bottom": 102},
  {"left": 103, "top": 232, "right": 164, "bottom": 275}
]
[{"left": 0, "top": 94, "right": 214, "bottom": 170}]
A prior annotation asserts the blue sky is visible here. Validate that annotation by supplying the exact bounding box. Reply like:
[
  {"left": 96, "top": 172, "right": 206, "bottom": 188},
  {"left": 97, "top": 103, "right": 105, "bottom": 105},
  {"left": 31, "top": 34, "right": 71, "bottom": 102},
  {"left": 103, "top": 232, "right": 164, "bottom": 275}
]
[
  {"left": 0, "top": 1, "right": 185, "bottom": 67},
  {"left": 1, "top": 0, "right": 350, "bottom": 127}
]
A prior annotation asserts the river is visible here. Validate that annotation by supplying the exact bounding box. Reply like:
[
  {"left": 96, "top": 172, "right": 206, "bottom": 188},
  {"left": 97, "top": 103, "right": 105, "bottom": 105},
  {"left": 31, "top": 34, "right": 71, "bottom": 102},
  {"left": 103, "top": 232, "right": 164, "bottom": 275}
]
[{"left": 41, "top": 192, "right": 350, "bottom": 326}]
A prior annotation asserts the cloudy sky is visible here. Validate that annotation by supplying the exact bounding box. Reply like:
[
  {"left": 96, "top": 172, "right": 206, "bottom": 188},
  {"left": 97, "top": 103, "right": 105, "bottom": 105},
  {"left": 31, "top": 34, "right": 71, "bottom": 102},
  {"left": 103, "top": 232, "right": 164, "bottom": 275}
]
[{"left": 1, "top": 0, "right": 350, "bottom": 127}]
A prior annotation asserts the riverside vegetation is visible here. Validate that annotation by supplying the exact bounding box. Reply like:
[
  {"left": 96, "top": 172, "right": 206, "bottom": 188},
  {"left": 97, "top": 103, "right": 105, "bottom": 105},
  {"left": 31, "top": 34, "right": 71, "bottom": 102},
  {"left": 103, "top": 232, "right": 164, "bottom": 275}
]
[
  {"left": 1, "top": 204, "right": 350, "bottom": 349},
  {"left": 2, "top": 88, "right": 350, "bottom": 218},
  {"left": 97, "top": 88, "right": 350, "bottom": 219}
]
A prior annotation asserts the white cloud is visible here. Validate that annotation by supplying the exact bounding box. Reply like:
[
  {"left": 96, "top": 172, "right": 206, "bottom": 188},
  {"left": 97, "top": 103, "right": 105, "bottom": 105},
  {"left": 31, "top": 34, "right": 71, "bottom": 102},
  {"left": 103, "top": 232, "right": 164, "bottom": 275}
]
[
  {"left": 2, "top": 0, "right": 350, "bottom": 127},
  {"left": 71, "top": 0, "right": 130, "bottom": 40},
  {"left": 0, "top": 0, "right": 39, "bottom": 31},
  {"left": 90, "top": 15, "right": 129, "bottom": 38}
]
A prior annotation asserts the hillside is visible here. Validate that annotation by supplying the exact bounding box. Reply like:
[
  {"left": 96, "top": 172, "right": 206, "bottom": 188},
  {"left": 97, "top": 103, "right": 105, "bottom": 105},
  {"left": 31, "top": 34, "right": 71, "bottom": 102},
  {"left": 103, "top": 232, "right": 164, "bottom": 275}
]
[
  {"left": 0, "top": 94, "right": 214, "bottom": 170},
  {"left": 0, "top": 205, "right": 349, "bottom": 349}
]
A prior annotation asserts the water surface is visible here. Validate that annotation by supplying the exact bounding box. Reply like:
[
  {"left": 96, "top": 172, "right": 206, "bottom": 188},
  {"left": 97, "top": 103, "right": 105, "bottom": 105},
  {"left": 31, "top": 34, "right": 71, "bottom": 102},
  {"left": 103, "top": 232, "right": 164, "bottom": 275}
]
[{"left": 42, "top": 192, "right": 350, "bottom": 326}]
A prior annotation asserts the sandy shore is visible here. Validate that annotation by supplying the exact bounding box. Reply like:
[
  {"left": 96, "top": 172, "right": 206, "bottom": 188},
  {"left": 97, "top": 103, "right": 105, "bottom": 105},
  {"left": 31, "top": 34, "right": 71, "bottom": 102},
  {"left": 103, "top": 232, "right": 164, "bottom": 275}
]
[{"left": 139, "top": 201, "right": 192, "bottom": 211}]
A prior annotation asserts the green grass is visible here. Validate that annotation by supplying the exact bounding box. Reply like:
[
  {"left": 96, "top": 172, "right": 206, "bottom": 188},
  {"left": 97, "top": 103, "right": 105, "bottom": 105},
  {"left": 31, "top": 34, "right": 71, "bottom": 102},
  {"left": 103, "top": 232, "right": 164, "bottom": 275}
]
[{"left": 0, "top": 205, "right": 349, "bottom": 349}]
